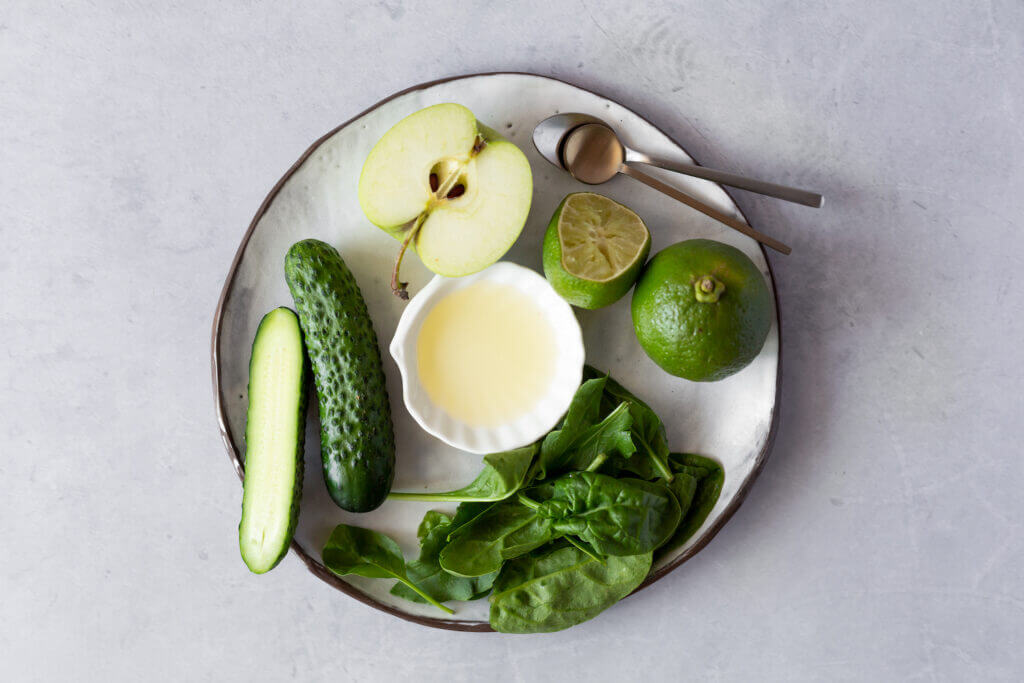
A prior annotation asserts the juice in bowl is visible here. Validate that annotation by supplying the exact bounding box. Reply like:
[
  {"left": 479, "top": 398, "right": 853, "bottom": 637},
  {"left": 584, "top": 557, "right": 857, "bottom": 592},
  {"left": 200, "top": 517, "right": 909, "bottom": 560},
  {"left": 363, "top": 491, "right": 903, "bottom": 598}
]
[{"left": 390, "top": 262, "right": 584, "bottom": 454}]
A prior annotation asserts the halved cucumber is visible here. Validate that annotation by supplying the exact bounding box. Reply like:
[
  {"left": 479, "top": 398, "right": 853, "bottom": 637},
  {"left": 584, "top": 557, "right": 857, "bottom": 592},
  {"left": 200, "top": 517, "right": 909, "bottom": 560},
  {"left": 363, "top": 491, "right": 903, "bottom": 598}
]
[{"left": 239, "top": 307, "right": 308, "bottom": 574}]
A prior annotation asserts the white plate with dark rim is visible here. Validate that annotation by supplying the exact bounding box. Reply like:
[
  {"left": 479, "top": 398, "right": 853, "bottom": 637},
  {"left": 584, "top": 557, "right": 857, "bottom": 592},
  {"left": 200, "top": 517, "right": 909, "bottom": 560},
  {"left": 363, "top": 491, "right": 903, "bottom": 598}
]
[{"left": 211, "top": 72, "right": 780, "bottom": 631}]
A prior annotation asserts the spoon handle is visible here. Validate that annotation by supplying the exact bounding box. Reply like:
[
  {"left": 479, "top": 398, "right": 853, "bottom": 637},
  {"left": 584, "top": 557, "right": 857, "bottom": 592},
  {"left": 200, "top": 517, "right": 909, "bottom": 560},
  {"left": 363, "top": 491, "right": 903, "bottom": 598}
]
[
  {"left": 625, "top": 152, "right": 824, "bottom": 208},
  {"left": 620, "top": 164, "right": 792, "bottom": 255}
]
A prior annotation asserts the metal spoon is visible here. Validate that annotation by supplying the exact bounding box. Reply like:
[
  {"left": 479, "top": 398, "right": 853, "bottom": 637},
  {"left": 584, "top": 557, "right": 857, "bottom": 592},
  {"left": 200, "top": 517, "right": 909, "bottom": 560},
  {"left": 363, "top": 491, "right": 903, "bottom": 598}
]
[{"left": 534, "top": 114, "right": 823, "bottom": 254}]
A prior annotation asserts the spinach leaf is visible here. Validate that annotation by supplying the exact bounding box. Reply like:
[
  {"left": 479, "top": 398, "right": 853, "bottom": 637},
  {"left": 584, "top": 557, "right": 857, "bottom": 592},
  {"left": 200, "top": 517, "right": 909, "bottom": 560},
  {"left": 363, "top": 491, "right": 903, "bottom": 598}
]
[
  {"left": 530, "top": 377, "right": 636, "bottom": 480},
  {"left": 666, "top": 472, "right": 698, "bottom": 518},
  {"left": 600, "top": 450, "right": 656, "bottom": 480},
  {"left": 528, "top": 377, "right": 604, "bottom": 480},
  {"left": 446, "top": 500, "right": 495, "bottom": 534},
  {"left": 489, "top": 543, "right": 653, "bottom": 633},
  {"left": 388, "top": 444, "right": 537, "bottom": 502},
  {"left": 583, "top": 366, "right": 674, "bottom": 481},
  {"left": 534, "top": 472, "right": 681, "bottom": 556},
  {"left": 562, "top": 535, "right": 604, "bottom": 563},
  {"left": 390, "top": 511, "right": 498, "bottom": 605},
  {"left": 668, "top": 452, "right": 721, "bottom": 480},
  {"left": 321, "top": 524, "right": 454, "bottom": 614},
  {"left": 439, "top": 502, "right": 556, "bottom": 577},
  {"left": 548, "top": 401, "right": 635, "bottom": 473},
  {"left": 657, "top": 453, "right": 725, "bottom": 555}
]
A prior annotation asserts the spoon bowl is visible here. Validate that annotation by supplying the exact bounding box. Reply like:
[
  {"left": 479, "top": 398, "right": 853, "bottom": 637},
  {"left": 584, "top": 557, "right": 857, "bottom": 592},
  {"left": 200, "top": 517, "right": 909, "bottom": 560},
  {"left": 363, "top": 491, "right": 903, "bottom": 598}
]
[
  {"left": 531, "top": 112, "right": 607, "bottom": 170},
  {"left": 561, "top": 123, "right": 624, "bottom": 184}
]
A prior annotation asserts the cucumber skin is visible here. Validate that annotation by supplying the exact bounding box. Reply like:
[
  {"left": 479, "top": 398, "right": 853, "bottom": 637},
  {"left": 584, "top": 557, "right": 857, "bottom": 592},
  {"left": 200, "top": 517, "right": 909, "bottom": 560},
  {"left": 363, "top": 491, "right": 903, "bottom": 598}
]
[
  {"left": 240, "top": 307, "right": 308, "bottom": 574},
  {"left": 285, "top": 239, "right": 396, "bottom": 512}
]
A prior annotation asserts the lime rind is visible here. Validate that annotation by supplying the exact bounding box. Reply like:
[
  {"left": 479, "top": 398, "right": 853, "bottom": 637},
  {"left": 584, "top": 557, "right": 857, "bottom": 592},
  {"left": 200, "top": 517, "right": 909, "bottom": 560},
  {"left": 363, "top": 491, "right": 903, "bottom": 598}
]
[{"left": 631, "top": 239, "right": 772, "bottom": 381}]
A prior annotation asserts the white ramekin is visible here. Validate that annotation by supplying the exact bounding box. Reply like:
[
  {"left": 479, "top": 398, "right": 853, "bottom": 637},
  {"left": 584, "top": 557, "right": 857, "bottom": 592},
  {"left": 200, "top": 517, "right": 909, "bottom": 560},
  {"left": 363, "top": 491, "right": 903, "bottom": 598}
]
[{"left": 389, "top": 262, "right": 584, "bottom": 454}]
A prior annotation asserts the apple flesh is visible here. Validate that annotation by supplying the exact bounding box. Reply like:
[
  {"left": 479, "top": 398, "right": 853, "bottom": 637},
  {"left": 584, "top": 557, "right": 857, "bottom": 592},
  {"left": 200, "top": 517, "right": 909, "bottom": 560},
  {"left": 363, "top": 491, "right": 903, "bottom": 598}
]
[{"left": 358, "top": 103, "right": 533, "bottom": 298}]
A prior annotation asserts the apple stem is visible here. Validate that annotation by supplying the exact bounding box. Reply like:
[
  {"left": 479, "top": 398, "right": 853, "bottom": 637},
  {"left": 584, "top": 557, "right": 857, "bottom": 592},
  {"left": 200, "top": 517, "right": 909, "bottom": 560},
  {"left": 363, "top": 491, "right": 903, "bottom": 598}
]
[
  {"left": 390, "top": 141, "right": 486, "bottom": 300},
  {"left": 391, "top": 213, "right": 427, "bottom": 300}
]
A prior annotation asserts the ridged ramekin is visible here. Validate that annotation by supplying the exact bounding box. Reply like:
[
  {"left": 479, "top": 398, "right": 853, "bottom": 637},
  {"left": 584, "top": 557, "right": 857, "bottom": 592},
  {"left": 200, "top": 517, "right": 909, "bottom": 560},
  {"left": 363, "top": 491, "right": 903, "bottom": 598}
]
[{"left": 390, "top": 262, "right": 584, "bottom": 454}]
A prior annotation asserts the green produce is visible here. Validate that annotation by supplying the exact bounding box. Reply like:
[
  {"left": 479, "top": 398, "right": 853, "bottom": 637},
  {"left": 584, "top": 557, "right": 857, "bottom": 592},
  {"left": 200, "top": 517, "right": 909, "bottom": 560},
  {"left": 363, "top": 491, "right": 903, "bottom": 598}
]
[
  {"left": 528, "top": 472, "right": 682, "bottom": 556},
  {"left": 582, "top": 366, "right": 674, "bottom": 481},
  {"left": 388, "top": 445, "right": 537, "bottom": 503},
  {"left": 340, "top": 370, "right": 724, "bottom": 630},
  {"left": 439, "top": 502, "right": 556, "bottom": 577},
  {"left": 285, "top": 239, "right": 395, "bottom": 512},
  {"left": 658, "top": 453, "right": 725, "bottom": 555},
  {"left": 489, "top": 544, "right": 653, "bottom": 633},
  {"left": 632, "top": 239, "right": 772, "bottom": 381},
  {"left": 357, "top": 103, "right": 533, "bottom": 298},
  {"left": 441, "top": 469, "right": 682, "bottom": 579},
  {"left": 390, "top": 511, "right": 497, "bottom": 604},
  {"left": 529, "top": 377, "right": 635, "bottom": 481},
  {"left": 444, "top": 500, "right": 497, "bottom": 538},
  {"left": 322, "top": 524, "right": 453, "bottom": 614},
  {"left": 239, "top": 308, "right": 308, "bottom": 574},
  {"left": 666, "top": 473, "right": 698, "bottom": 521},
  {"left": 542, "top": 192, "right": 651, "bottom": 309}
]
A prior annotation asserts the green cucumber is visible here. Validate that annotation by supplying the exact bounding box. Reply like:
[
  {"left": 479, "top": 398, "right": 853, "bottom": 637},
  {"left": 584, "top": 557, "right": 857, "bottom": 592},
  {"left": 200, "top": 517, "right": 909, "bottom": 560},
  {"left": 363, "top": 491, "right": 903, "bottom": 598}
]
[
  {"left": 239, "top": 307, "right": 308, "bottom": 574},
  {"left": 285, "top": 239, "right": 395, "bottom": 512}
]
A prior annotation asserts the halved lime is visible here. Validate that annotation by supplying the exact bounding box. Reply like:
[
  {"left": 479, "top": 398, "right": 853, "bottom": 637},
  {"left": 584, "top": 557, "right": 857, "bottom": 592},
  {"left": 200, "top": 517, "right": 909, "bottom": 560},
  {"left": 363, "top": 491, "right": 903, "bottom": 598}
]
[{"left": 542, "top": 192, "right": 651, "bottom": 309}]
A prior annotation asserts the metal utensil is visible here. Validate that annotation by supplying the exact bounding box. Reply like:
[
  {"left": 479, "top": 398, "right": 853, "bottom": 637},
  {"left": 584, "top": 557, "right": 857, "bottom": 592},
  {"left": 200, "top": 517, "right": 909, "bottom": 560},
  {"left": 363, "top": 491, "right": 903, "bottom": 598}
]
[{"left": 533, "top": 114, "right": 824, "bottom": 255}]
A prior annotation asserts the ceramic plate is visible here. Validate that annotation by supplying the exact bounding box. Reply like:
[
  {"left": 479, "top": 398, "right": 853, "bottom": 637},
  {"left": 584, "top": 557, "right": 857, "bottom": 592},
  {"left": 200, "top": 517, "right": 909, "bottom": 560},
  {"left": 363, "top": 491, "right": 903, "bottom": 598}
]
[{"left": 212, "top": 73, "right": 780, "bottom": 631}]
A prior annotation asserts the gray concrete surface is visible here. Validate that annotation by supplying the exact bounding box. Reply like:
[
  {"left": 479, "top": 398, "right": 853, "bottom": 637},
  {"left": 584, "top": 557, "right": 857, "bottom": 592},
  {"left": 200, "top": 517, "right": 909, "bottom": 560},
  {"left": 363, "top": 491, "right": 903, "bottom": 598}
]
[{"left": 2, "top": 1, "right": 1022, "bottom": 680}]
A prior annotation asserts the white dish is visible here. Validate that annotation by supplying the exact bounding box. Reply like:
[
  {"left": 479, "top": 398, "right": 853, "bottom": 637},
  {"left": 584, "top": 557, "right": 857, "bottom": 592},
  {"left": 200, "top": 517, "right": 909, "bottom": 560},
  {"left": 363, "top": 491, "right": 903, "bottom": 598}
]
[
  {"left": 390, "top": 262, "right": 584, "bottom": 454},
  {"left": 212, "top": 73, "right": 780, "bottom": 630}
]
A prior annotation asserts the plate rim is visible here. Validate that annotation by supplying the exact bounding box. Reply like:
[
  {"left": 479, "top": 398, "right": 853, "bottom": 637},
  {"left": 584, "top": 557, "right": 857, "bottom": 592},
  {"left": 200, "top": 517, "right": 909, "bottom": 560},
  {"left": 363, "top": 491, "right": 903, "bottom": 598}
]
[{"left": 210, "top": 71, "right": 782, "bottom": 632}]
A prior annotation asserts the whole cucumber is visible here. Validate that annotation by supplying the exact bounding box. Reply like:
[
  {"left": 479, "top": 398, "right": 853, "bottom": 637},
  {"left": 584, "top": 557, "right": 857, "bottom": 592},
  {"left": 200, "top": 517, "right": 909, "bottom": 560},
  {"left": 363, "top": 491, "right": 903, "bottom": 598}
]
[{"left": 285, "top": 239, "right": 395, "bottom": 512}]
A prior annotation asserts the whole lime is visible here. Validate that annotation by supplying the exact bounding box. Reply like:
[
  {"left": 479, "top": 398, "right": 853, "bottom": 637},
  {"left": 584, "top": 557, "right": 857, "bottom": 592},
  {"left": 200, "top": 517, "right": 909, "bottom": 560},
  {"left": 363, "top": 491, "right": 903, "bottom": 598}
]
[
  {"left": 631, "top": 239, "right": 772, "bottom": 381},
  {"left": 543, "top": 192, "right": 651, "bottom": 309}
]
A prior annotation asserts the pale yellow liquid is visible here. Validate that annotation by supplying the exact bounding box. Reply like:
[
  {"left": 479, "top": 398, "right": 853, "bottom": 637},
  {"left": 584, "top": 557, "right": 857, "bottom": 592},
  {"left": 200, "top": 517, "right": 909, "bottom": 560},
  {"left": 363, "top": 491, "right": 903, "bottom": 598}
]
[{"left": 416, "top": 282, "right": 557, "bottom": 427}]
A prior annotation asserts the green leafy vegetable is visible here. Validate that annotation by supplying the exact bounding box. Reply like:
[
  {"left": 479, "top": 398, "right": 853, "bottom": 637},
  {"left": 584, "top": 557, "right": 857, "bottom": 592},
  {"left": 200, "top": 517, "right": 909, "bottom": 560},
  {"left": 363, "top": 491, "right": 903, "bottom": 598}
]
[
  {"left": 322, "top": 372, "right": 725, "bottom": 632},
  {"left": 583, "top": 366, "right": 674, "bottom": 481},
  {"left": 657, "top": 453, "right": 725, "bottom": 555},
  {"left": 540, "top": 401, "right": 634, "bottom": 475},
  {"left": 439, "top": 502, "right": 556, "bottom": 577},
  {"left": 390, "top": 511, "right": 497, "bottom": 604},
  {"left": 321, "top": 524, "right": 454, "bottom": 614},
  {"left": 562, "top": 535, "right": 604, "bottom": 563},
  {"left": 533, "top": 472, "right": 682, "bottom": 556},
  {"left": 530, "top": 377, "right": 636, "bottom": 480},
  {"left": 668, "top": 452, "right": 721, "bottom": 479},
  {"left": 489, "top": 543, "right": 653, "bottom": 633},
  {"left": 666, "top": 472, "right": 698, "bottom": 518},
  {"left": 444, "top": 500, "right": 496, "bottom": 539},
  {"left": 388, "top": 445, "right": 537, "bottom": 503}
]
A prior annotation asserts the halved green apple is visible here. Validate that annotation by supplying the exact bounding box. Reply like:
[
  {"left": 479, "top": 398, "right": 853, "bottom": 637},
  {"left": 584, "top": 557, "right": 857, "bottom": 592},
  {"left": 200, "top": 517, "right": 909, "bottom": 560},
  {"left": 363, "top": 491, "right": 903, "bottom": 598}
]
[{"left": 358, "top": 103, "right": 533, "bottom": 298}]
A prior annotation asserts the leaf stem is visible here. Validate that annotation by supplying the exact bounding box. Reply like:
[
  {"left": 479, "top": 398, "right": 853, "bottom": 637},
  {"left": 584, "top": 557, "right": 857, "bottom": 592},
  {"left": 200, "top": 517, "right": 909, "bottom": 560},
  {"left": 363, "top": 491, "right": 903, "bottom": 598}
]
[
  {"left": 639, "top": 439, "right": 674, "bottom": 482},
  {"left": 399, "top": 579, "right": 455, "bottom": 614},
  {"left": 387, "top": 492, "right": 497, "bottom": 503},
  {"left": 565, "top": 536, "right": 605, "bottom": 564},
  {"left": 516, "top": 492, "right": 541, "bottom": 511},
  {"left": 585, "top": 453, "right": 608, "bottom": 473}
]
